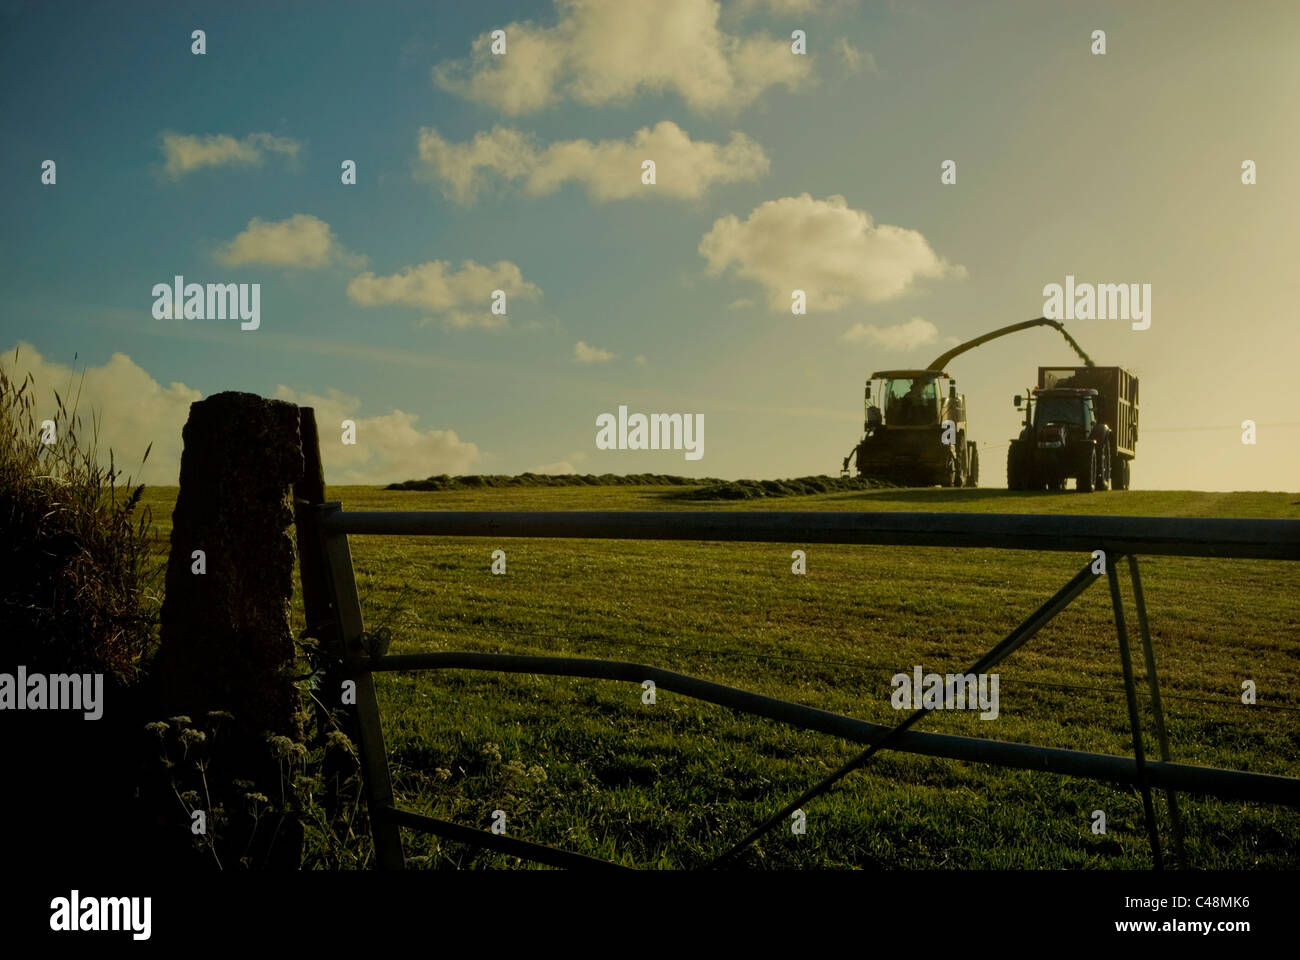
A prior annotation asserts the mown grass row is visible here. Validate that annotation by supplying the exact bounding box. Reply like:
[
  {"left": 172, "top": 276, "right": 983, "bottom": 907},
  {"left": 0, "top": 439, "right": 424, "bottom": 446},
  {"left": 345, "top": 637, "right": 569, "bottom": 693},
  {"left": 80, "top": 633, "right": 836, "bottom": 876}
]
[{"left": 387, "top": 471, "right": 895, "bottom": 500}]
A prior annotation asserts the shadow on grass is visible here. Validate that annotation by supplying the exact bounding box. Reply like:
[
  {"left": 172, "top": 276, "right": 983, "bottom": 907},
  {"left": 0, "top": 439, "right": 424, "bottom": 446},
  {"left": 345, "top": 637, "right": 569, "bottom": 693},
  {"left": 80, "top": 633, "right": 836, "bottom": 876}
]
[
  {"left": 665, "top": 486, "right": 1074, "bottom": 506},
  {"left": 833, "top": 488, "right": 1074, "bottom": 505}
]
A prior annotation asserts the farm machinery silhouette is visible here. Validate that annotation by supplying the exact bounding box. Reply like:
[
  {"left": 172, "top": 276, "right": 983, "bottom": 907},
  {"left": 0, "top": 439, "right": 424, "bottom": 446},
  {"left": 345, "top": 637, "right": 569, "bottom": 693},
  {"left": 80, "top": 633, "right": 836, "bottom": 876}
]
[{"left": 841, "top": 317, "right": 1138, "bottom": 491}]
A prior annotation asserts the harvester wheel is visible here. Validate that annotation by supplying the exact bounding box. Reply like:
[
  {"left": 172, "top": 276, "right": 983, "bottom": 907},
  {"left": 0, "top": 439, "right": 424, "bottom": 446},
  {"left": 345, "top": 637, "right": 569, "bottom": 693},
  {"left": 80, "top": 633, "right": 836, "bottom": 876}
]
[
  {"left": 965, "top": 445, "right": 980, "bottom": 487},
  {"left": 1077, "top": 446, "right": 1095, "bottom": 493},
  {"left": 940, "top": 449, "right": 959, "bottom": 487}
]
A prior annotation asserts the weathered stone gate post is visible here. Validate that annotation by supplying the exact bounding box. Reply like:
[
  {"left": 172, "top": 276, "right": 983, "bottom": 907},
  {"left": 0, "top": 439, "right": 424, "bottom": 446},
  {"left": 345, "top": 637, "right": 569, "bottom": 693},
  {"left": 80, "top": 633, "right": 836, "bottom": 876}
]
[{"left": 153, "top": 390, "right": 305, "bottom": 868}]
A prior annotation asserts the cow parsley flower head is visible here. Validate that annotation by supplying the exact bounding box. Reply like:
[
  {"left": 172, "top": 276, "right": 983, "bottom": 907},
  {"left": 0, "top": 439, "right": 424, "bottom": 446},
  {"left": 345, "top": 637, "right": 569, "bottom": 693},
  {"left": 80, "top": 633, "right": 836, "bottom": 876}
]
[{"left": 325, "top": 731, "right": 354, "bottom": 752}]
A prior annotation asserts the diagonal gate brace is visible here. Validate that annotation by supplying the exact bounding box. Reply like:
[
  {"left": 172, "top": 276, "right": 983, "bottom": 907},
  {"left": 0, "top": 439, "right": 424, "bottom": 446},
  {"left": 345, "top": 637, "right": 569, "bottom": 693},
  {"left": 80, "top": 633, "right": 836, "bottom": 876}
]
[{"left": 711, "top": 556, "right": 1104, "bottom": 867}]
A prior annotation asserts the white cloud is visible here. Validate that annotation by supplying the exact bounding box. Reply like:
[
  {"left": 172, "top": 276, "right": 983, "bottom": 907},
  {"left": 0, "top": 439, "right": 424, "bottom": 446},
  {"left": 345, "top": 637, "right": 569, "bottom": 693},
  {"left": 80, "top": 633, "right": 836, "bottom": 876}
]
[
  {"left": 836, "top": 38, "right": 876, "bottom": 74},
  {"left": 432, "top": 0, "right": 811, "bottom": 115},
  {"left": 216, "top": 214, "right": 362, "bottom": 269},
  {"left": 573, "top": 341, "right": 617, "bottom": 363},
  {"left": 633, "top": 354, "right": 648, "bottom": 366},
  {"left": 272, "top": 386, "right": 481, "bottom": 484},
  {"left": 416, "top": 126, "right": 535, "bottom": 204},
  {"left": 840, "top": 315, "right": 941, "bottom": 351},
  {"left": 733, "top": 0, "right": 857, "bottom": 12},
  {"left": 530, "top": 461, "right": 576, "bottom": 475},
  {"left": 347, "top": 260, "right": 541, "bottom": 329},
  {"left": 0, "top": 343, "right": 482, "bottom": 486},
  {"left": 160, "top": 131, "right": 301, "bottom": 179},
  {"left": 530, "top": 449, "right": 587, "bottom": 473},
  {"left": 417, "top": 121, "right": 768, "bottom": 204},
  {"left": 1, "top": 343, "right": 200, "bottom": 485},
  {"left": 728, "top": 297, "right": 756, "bottom": 310},
  {"left": 698, "top": 193, "right": 963, "bottom": 312}
]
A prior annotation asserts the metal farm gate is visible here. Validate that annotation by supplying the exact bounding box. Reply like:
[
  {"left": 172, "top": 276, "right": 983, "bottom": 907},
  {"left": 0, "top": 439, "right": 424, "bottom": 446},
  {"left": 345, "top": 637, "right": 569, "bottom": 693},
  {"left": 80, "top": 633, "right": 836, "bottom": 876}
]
[{"left": 292, "top": 411, "right": 1300, "bottom": 871}]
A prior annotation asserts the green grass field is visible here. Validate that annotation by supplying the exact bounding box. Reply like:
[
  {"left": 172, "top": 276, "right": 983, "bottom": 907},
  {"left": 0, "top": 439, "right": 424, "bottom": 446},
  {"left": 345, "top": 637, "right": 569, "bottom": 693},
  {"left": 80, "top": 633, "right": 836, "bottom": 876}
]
[{"left": 141, "top": 484, "right": 1300, "bottom": 869}]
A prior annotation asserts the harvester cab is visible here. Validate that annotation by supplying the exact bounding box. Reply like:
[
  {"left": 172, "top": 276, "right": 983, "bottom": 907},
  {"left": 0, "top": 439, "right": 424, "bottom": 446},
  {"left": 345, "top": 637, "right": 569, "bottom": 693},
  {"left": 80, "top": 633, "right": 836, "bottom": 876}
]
[
  {"left": 868, "top": 373, "right": 969, "bottom": 428},
  {"left": 868, "top": 372, "right": 941, "bottom": 428}
]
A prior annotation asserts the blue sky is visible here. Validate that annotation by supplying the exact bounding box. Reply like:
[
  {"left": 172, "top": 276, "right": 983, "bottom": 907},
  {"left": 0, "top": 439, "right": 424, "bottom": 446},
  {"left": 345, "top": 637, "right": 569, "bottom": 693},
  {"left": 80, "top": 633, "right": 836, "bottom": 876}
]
[{"left": 2, "top": 0, "right": 1297, "bottom": 488}]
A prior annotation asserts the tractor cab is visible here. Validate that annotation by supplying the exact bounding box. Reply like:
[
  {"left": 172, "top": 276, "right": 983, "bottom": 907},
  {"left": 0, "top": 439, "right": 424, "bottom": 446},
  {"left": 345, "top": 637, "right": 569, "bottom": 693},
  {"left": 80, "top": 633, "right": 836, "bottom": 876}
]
[{"left": 1024, "top": 387, "right": 1097, "bottom": 435}]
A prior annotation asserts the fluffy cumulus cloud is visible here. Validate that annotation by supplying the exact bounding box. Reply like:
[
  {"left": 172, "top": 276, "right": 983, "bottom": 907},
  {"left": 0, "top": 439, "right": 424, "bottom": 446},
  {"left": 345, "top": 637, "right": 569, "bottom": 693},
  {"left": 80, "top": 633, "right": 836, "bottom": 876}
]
[
  {"left": 417, "top": 122, "right": 768, "bottom": 204},
  {"left": 1, "top": 343, "right": 200, "bottom": 485},
  {"left": 216, "top": 214, "right": 362, "bottom": 269},
  {"left": 346, "top": 260, "right": 541, "bottom": 329},
  {"left": 272, "top": 386, "right": 480, "bottom": 484},
  {"left": 159, "top": 131, "right": 301, "bottom": 179},
  {"left": 573, "top": 341, "right": 616, "bottom": 363},
  {"left": 698, "top": 194, "right": 963, "bottom": 312},
  {"left": 432, "top": 0, "right": 811, "bottom": 115},
  {"left": 529, "top": 449, "right": 586, "bottom": 474},
  {"left": 840, "top": 315, "right": 940, "bottom": 351}
]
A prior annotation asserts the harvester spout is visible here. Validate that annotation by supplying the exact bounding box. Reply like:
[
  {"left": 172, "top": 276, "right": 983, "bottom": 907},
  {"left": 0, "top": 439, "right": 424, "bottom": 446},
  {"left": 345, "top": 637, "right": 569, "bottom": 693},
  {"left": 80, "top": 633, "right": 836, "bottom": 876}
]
[{"left": 925, "top": 317, "right": 1095, "bottom": 372}]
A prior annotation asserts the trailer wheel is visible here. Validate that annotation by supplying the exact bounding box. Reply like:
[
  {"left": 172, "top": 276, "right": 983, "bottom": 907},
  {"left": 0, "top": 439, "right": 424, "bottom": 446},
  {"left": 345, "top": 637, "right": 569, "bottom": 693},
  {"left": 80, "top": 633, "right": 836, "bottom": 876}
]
[
  {"left": 965, "top": 444, "right": 980, "bottom": 487},
  {"left": 1077, "top": 446, "right": 1095, "bottom": 493},
  {"left": 1096, "top": 444, "right": 1110, "bottom": 491},
  {"left": 1114, "top": 457, "right": 1130, "bottom": 490}
]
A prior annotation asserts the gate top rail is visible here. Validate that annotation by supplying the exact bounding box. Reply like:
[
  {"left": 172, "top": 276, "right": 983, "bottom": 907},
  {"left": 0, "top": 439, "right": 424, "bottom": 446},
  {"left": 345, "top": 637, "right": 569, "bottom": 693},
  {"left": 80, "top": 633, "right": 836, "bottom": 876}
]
[{"left": 319, "top": 508, "right": 1300, "bottom": 560}]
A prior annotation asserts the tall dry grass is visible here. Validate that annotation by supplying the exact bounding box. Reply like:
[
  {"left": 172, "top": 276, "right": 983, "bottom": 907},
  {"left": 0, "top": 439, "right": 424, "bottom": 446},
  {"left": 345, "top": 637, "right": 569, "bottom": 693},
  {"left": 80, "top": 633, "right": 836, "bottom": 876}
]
[{"left": 0, "top": 346, "right": 160, "bottom": 680}]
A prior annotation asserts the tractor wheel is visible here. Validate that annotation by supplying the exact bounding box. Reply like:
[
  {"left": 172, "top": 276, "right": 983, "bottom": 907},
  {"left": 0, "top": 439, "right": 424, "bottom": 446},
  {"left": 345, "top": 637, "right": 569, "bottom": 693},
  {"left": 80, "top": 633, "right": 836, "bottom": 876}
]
[
  {"left": 965, "top": 445, "right": 980, "bottom": 487},
  {"left": 1006, "top": 445, "right": 1022, "bottom": 490},
  {"left": 1077, "top": 446, "right": 1095, "bottom": 493}
]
